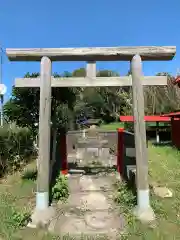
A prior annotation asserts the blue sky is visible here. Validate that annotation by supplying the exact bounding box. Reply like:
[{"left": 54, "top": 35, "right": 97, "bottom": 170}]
[{"left": 0, "top": 0, "right": 180, "bottom": 101}]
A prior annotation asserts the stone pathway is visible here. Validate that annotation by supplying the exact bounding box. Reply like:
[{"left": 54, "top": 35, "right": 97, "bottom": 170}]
[{"left": 48, "top": 172, "right": 125, "bottom": 238}]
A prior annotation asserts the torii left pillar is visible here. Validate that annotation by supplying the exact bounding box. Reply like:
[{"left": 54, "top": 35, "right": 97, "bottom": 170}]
[{"left": 30, "top": 57, "right": 55, "bottom": 227}]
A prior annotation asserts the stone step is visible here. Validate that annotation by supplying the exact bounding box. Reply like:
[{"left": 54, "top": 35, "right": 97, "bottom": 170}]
[{"left": 68, "top": 169, "right": 86, "bottom": 174}]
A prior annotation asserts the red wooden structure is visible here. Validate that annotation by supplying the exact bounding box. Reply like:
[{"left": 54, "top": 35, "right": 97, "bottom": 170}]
[
  {"left": 166, "top": 76, "right": 180, "bottom": 148},
  {"left": 119, "top": 115, "right": 170, "bottom": 122},
  {"left": 173, "top": 75, "right": 180, "bottom": 88},
  {"left": 162, "top": 112, "right": 180, "bottom": 148},
  {"left": 59, "top": 133, "right": 68, "bottom": 175},
  {"left": 60, "top": 128, "right": 128, "bottom": 176},
  {"left": 117, "top": 128, "right": 124, "bottom": 174},
  {"left": 59, "top": 115, "right": 178, "bottom": 176},
  {"left": 120, "top": 115, "right": 171, "bottom": 144}
]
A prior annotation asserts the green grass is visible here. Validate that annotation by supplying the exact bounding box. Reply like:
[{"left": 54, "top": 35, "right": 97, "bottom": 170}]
[
  {"left": 0, "top": 162, "right": 58, "bottom": 240},
  {"left": 146, "top": 122, "right": 170, "bottom": 127},
  {"left": 0, "top": 162, "right": 36, "bottom": 239},
  {"left": 100, "top": 121, "right": 170, "bottom": 131},
  {"left": 115, "top": 143, "right": 180, "bottom": 239},
  {"left": 0, "top": 160, "right": 72, "bottom": 240},
  {"left": 100, "top": 122, "right": 124, "bottom": 130},
  {"left": 1, "top": 143, "right": 180, "bottom": 239}
]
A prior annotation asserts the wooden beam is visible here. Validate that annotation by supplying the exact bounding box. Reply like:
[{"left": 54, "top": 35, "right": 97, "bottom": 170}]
[
  {"left": 15, "top": 76, "right": 167, "bottom": 87},
  {"left": 6, "top": 46, "right": 176, "bottom": 61},
  {"left": 36, "top": 57, "right": 52, "bottom": 210}
]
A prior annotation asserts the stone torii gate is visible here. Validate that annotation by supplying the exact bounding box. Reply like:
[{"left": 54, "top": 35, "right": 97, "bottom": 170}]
[{"left": 6, "top": 46, "right": 176, "bottom": 224}]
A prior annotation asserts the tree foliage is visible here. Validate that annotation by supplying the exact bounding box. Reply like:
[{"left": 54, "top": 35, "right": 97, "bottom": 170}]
[
  {"left": 73, "top": 69, "right": 131, "bottom": 123},
  {"left": 144, "top": 73, "right": 180, "bottom": 114},
  {"left": 4, "top": 72, "right": 77, "bottom": 134}
]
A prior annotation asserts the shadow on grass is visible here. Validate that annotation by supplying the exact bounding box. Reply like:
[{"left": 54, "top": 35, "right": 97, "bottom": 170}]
[
  {"left": 21, "top": 169, "right": 37, "bottom": 181},
  {"left": 21, "top": 159, "right": 66, "bottom": 204},
  {"left": 126, "top": 172, "right": 137, "bottom": 198},
  {"left": 151, "top": 141, "right": 173, "bottom": 147}
]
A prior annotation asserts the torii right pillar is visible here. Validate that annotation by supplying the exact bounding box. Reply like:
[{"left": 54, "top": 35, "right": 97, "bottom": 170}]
[{"left": 131, "top": 54, "right": 155, "bottom": 222}]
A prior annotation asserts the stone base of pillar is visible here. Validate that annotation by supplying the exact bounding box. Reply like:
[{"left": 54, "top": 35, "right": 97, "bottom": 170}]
[
  {"left": 27, "top": 206, "right": 56, "bottom": 228},
  {"left": 133, "top": 206, "right": 155, "bottom": 223},
  {"left": 133, "top": 189, "right": 155, "bottom": 223},
  {"left": 36, "top": 192, "right": 49, "bottom": 210}
]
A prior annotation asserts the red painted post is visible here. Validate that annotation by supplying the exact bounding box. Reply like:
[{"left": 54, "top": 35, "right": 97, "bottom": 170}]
[
  {"left": 171, "top": 118, "right": 180, "bottom": 148},
  {"left": 117, "top": 128, "right": 124, "bottom": 176},
  {"left": 171, "top": 118, "right": 174, "bottom": 146},
  {"left": 60, "top": 132, "right": 68, "bottom": 175}
]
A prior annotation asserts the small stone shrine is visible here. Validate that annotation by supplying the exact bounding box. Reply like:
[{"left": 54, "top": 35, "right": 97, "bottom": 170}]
[{"left": 76, "top": 125, "right": 110, "bottom": 165}]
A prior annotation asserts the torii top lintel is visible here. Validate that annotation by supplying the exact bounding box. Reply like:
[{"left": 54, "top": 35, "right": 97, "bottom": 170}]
[{"left": 6, "top": 46, "right": 176, "bottom": 62}]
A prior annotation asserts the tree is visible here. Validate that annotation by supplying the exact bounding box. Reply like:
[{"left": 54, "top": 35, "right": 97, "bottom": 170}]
[
  {"left": 4, "top": 72, "right": 77, "bottom": 135},
  {"left": 73, "top": 69, "right": 132, "bottom": 123},
  {"left": 72, "top": 68, "right": 86, "bottom": 77},
  {"left": 144, "top": 73, "right": 180, "bottom": 114},
  {"left": 4, "top": 72, "right": 40, "bottom": 134}
]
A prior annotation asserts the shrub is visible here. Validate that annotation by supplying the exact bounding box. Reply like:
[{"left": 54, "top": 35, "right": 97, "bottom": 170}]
[
  {"left": 52, "top": 174, "right": 69, "bottom": 202},
  {"left": 113, "top": 181, "right": 137, "bottom": 234},
  {"left": 21, "top": 169, "right": 37, "bottom": 181},
  {"left": 124, "top": 122, "right": 134, "bottom": 132},
  {"left": 0, "top": 123, "right": 35, "bottom": 176},
  {"left": 114, "top": 181, "right": 136, "bottom": 210},
  {"left": 11, "top": 209, "right": 31, "bottom": 228}
]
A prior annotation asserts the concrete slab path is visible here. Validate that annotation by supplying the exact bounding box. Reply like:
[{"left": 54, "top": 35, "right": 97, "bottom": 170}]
[{"left": 48, "top": 172, "right": 125, "bottom": 239}]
